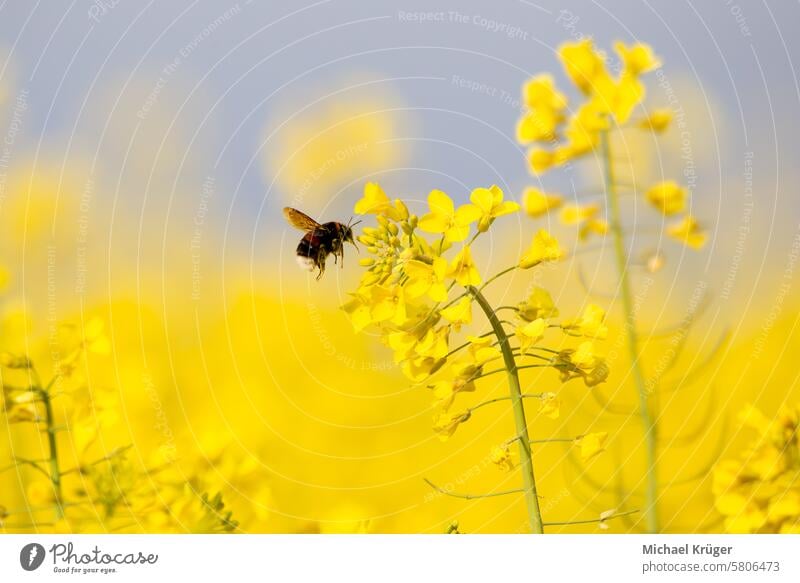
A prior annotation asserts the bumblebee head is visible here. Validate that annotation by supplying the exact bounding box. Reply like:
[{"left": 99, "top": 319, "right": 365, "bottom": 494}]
[{"left": 344, "top": 218, "right": 361, "bottom": 251}]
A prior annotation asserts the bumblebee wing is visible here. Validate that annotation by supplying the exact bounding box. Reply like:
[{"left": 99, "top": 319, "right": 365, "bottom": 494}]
[{"left": 283, "top": 207, "right": 323, "bottom": 232}]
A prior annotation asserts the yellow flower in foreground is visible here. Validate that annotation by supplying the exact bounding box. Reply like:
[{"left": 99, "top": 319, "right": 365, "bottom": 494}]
[
  {"left": 418, "top": 189, "right": 481, "bottom": 242},
  {"left": 638, "top": 108, "right": 672, "bottom": 132},
  {"left": 575, "top": 432, "right": 608, "bottom": 460},
  {"left": 522, "top": 187, "right": 562, "bottom": 217},
  {"left": 402, "top": 355, "right": 446, "bottom": 383},
  {"left": 646, "top": 181, "right": 687, "bottom": 216},
  {"left": 448, "top": 246, "right": 481, "bottom": 286},
  {"left": 404, "top": 258, "right": 448, "bottom": 302},
  {"left": 468, "top": 185, "right": 519, "bottom": 232},
  {"left": 450, "top": 335, "right": 501, "bottom": 379},
  {"left": 490, "top": 443, "right": 517, "bottom": 472},
  {"left": 667, "top": 215, "right": 707, "bottom": 249},
  {"left": 570, "top": 341, "right": 597, "bottom": 368},
  {"left": 341, "top": 292, "right": 372, "bottom": 332},
  {"left": 519, "top": 229, "right": 563, "bottom": 268},
  {"left": 517, "top": 287, "right": 559, "bottom": 321},
  {"left": 516, "top": 318, "right": 546, "bottom": 354},
  {"left": 440, "top": 296, "right": 472, "bottom": 328},
  {"left": 433, "top": 410, "right": 471, "bottom": 441},
  {"left": 562, "top": 304, "right": 608, "bottom": 339},
  {"left": 353, "top": 182, "right": 407, "bottom": 220},
  {"left": 369, "top": 285, "right": 405, "bottom": 323}
]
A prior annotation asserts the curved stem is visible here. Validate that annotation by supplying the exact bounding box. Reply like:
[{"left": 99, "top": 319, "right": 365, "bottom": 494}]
[
  {"left": 467, "top": 285, "right": 544, "bottom": 533},
  {"left": 601, "top": 129, "right": 659, "bottom": 533},
  {"left": 468, "top": 393, "right": 544, "bottom": 414},
  {"left": 543, "top": 508, "right": 639, "bottom": 527},
  {"left": 423, "top": 478, "right": 523, "bottom": 500},
  {"left": 479, "top": 265, "right": 517, "bottom": 291},
  {"left": 39, "top": 384, "right": 64, "bottom": 520}
]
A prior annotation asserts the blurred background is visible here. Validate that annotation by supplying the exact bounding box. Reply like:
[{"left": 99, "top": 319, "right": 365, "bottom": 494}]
[{"left": 0, "top": 0, "right": 799, "bottom": 533}]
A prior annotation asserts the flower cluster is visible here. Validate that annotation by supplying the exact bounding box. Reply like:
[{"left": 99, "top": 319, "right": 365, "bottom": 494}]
[
  {"left": 0, "top": 316, "right": 238, "bottom": 533},
  {"left": 342, "top": 180, "right": 615, "bottom": 532},
  {"left": 517, "top": 39, "right": 706, "bottom": 251},
  {"left": 343, "top": 182, "right": 610, "bottom": 445},
  {"left": 712, "top": 403, "right": 800, "bottom": 533}
]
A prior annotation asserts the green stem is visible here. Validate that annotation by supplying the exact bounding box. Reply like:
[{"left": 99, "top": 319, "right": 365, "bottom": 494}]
[
  {"left": 467, "top": 285, "right": 544, "bottom": 533},
  {"left": 600, "top": 129, "right": 659, "bottom": 533},
  {"left": 543, "top": 509, "right": 639, "bottom": 527},
  {"left": 39, "top": 386, "right": 64, "bottom": 520},
  {"left": 479, "top": 265, "right": 517, "bottom": 291}
]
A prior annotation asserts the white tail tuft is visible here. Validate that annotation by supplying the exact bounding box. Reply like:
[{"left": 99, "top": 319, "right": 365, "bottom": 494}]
[{"left": 296, "top": 256, "right": 315, "bottom": 272}]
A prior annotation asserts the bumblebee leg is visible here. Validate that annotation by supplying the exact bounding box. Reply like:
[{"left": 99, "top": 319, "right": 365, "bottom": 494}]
[{"left": 315, "top": 251, "right": 326, "bottom": 280}]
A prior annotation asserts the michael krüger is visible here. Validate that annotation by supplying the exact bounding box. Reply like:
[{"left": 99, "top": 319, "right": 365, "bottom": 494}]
[
  {"left": 642, "top": 544, "right": 733, "bottom": 558},
  {"left": 50, "top": 543, "right": 158, "bottom": 565}
]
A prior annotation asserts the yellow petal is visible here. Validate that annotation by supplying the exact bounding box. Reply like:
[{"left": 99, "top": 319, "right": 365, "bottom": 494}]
[
  {"left": 523, "top": 187, "right": 562, "bottom": 217},
  {"left": 519, "top": 229, "right": 564, "bottom": 268}
]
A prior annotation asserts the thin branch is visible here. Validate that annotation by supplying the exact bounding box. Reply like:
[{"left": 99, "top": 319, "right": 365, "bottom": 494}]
[
  {"left": 468, "top": 393, "right": 543, "bottom": 414},
  {"left": 543, "top": 509, "right": 639, "bottom": 527},
  {"left": 530, "top": 437, "right": 579, "bottom": 444},
  {"left": 11, "top": 457, "right": 51, "bottom": 479},
  {"left": 445, "top": 331, "right": 495, "bottom": 358},
  {"left": 423, "top": 478, "right": 523, "bottom": 500},
  {"left": 61, "top": 445, "right": 133, "bottom": 476},
  {"left": 478, "top": 265, "right": 517, "bottom": 291}
]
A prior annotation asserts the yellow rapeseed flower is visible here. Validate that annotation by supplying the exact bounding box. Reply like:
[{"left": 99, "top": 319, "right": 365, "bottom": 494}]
[
  {"left": 490, "top": 443, "right": 517, "bottom": 472},
  {"left": 559, "top": 39, "right": 610, "bottom": 95},
  {"left": 575, "top": 431, "right": 608, "bottom": 460},
  {"left": 433, "top": 410, "right": 471, "bottom": 441},
  {"left": 667, "top": 215, "right": 707, "bottom": 249},
  {"left": 516, "top": 318, "right": 547, "bottom": 354},
  {"left": 440, "top": 296, "right": 472, "bottom": 328},
  {"left": 646, "top": 181, "right": 687, "bottom": 216},
  {"left": 519, "top": 229, "right": 563, "bottom": 268},
  {"left": 468, "top": 185, "right": 519, "bottom": 232},
  {"left": 522, "top": 187, "right": 563, "bottom": 217},
  {"left": 615, "top": 41, "right": 661, "bottom": 77},
  {"left": 562, "top": 304, "right": 608, "bottom": 339},
  {"left": 538, "top": 392, "right": 560, "bottom": 420},
  {"left": 447, "top": 246, "right": 481, "bottom": 286},
  {"left": 418, "top": 189, "right": 481, "bottom": 242},
  {"left": 404, "top": 258, "right": 448, "bottom": 302},
  {"left": 638, "top": 108, "right": 672, "bottom": 132},
  {"left": 354, "top": 182, "right": 405, "bottom": 220},
  {"left": 517, "top": 287, "right": 559, "bottom": 321}
]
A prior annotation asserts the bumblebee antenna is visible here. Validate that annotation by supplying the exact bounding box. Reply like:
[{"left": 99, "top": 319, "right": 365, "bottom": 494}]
[{"left": 346, "top": 217, "right": 361, "bottom": 252}]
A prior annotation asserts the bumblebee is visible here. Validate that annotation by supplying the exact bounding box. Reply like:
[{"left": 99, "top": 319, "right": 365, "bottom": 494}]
[{"left": 283, "top": 207, "right": 358, "bottom": 279}]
